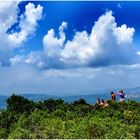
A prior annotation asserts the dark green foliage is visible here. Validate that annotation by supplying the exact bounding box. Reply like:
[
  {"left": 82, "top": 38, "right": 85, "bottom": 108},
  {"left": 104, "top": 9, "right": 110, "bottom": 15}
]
[
  {"left": 134, "top": 126, "right": 140, "bottom": 139},
  {"left": 7, "top": 94, "right": 35, "bottom": 113},
  {"left": 35, "top": 98, "right": 64, "bottom": 112},
  {"left": 73, "top": 98, "right": 89, "bottom": 105},
  {"left": 0, "top": 94, "right": 140, "bottom": 139}
]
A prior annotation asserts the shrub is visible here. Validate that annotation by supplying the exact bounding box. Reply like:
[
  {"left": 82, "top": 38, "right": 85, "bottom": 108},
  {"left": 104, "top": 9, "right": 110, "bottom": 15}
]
[{"left": 86, "top": 123, "right": 106, "bottom": 139}]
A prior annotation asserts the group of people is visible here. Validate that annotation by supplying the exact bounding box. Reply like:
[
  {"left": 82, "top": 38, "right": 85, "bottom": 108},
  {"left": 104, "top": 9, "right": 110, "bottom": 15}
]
[
  {"left": 111, "top": 90, "right": 125, "bottom": 102},
  {"left": 96, "top": 90, "right": 125, "bottom": 107},
  {"left": 96, "top": 98, "right": 109, "bottom": 107}
]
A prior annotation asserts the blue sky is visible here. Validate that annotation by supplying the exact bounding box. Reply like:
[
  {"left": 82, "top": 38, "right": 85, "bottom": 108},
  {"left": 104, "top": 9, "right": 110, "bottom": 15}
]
[
  {"left": 16, "top": 1, "right": 140, "bottom": 51},
  {"left": 0, "top": 1, "right": 140, "bottom": 95}
]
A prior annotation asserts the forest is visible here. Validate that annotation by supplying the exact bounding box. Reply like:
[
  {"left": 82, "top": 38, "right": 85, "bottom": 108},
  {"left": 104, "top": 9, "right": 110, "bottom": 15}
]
[{"left": 0, "top": 94, "right": 140, "bottom": 139}]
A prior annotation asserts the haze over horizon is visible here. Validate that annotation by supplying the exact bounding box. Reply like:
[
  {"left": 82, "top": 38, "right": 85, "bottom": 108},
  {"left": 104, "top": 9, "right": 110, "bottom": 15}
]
[{"left": 0, "top": 1, "right": 140, "bottom": 95}]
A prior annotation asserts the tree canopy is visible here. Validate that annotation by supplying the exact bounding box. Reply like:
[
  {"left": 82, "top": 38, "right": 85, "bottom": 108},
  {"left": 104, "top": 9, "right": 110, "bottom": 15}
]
[{"left": 0, "top": 94, "right": 140, "bottom": 139}]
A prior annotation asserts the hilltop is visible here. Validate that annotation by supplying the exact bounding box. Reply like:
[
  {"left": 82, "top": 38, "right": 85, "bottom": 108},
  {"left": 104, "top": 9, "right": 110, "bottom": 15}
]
[{"left": 0, "top": 94, "right": 140, "bottom": 139}]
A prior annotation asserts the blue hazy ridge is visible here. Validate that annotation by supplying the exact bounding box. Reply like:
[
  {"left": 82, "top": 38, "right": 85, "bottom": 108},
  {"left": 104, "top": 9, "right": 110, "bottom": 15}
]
[{"left": 1, "top": 87, "right": 140, "bottom": 109}]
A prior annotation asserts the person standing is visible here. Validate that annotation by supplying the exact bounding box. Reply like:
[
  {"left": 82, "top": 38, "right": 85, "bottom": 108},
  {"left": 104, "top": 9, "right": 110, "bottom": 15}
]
[
  {"left": 118, "top": 90, "right": 125, "bottom": 102},
  {"left": 111, "top": 91, "right": 116, "bottom": 102}
]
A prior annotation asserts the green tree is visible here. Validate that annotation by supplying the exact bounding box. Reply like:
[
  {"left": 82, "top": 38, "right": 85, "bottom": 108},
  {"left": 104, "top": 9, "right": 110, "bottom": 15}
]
[{"left": 7, "top": 94, "right": 34, "bottom": 113}]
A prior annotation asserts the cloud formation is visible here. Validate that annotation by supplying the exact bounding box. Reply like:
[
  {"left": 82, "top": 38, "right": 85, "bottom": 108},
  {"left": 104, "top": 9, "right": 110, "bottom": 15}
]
[
  {"left": 0, "top": 1, "right": 43, "bottom": 65},
  {"left": 1, "top": 63, "right": 140, "bottom": 95},
  {"left": 1, "top": 3, "right": 140, "bottom": 96},
  {"left": 0, "top": 1, "right": 19, "bottom": 51},
  {"left": 60, "top": 11, "right": 137, "bottom": 67},
  {"left": 8, "top": 2, "right": 43, "bottom": 47},
  {"left": 43, "top": 21, "right": 67, "bottom": 56},
  {"left": 11, "top": 11, "right": 139, "bottom": 69}
]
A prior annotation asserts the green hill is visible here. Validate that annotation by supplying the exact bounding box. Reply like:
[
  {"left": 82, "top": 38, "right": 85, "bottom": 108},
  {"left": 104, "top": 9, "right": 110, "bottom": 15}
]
[{"left": 0, "top": 94, "right": 140, "bottom": 139}]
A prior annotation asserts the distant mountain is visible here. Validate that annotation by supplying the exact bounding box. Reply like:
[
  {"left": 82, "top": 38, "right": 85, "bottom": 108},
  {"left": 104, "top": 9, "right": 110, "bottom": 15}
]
[
  {"left": 0, "top": 95, "right": 8, "bottom": 109},
  {"left": 0, "top": 87, "right": 140, "bottom": 109},
  {"left": 125, "top": 86, "right": 140, "bottom": 93},
  {"left": 20, "top": 93, "right": 59, "bottom": 102},
  {"left": 20, "top": 93, "right": 109, "bottom": 104}
]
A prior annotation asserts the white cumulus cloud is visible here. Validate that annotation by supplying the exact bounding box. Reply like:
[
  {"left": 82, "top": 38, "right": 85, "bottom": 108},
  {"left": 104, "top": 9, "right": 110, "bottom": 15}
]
[
  {"left": 114, "top": 24, "right": 135, "bottom": 44},
  {"left": 8, "top": 2, "right": 43, "bottom": 46},
  {"left": 60, "top": 11, "right": 137, "bottom": 67},
  {"left": 0, "top": 1, "right": 19, "bottom": 51},
  {"left": 10, "top": 52, "right": 45, "bottom": 68},
  {"left": 43, "top": 21, "right": 67, "bottom": 57},
  {"left": 10, "top": 11, "right": 140, "bottom": 69},
  {"left": 0, "top": 1, "right": 43, "bottom": 66}
]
